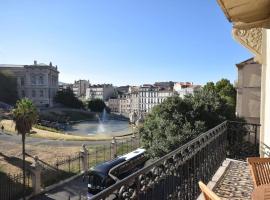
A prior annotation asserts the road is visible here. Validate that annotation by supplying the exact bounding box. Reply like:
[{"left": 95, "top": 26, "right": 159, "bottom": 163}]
[{"left": 30, "top": 175, "right": 88, "bottom": 200}]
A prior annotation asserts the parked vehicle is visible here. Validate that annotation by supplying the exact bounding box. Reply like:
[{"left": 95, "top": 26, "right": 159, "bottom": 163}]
[{"left": 85, "top": 148, "right": 146, "bottom": 199}]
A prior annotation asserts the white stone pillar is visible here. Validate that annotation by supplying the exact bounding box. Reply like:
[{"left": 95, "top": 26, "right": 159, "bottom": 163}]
[
  {"left": 80, "top": 144, "right": 89, "bottom": 173},
  {"left": 30, "top": 156, "right": 42, "bottom": 195},
  {"left": 260, "top": 29, "right": 270, "bottom": 157},
  {"left": 111, "top": 137, "right": 117, "bottom": 159}
]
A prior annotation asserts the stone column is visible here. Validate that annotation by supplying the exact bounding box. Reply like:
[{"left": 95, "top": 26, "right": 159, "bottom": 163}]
[
  {"left": 80, "top": 144, "right": 89, "bottom": 173},
  {"left": 111, "top": 137, "right": 117, "bottom": 159},
  {"left": 260, "top": 29, "right": 270, "bottom": 157},
  {"left": 30, "top": 156, "right": 42, "bottom": 195}
]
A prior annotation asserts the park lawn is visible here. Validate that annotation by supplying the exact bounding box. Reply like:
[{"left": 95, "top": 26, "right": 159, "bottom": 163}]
[{"left": 0, "top": 119, "right": 112, "bottom": 141}]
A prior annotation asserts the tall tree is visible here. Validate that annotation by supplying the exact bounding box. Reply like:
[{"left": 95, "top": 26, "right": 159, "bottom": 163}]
[
  {"left": 140, "top": 96, "right": 206, "bottom": 158},
  {"left": 88, "top": 99, "right": 107, "bottom": 112},
  {"left": 12, "top": 99, "right": 38, "bottom": 200},
  {"left": 54, "top": 88, "right": 84, "bottom": 108},
  {"left": 0, "top": 72, "right": 18, "bottom": 105},
  {"left": 215, "top": 78, "right": 236, "bottom": 107},
  {"left": 140, "top": 79, "right": 237, "bottom": 158}
]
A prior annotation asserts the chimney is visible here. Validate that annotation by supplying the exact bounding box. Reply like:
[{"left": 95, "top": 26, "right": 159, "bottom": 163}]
[{"left": 34, "top": 60, "right": 37, "bottom": 65}]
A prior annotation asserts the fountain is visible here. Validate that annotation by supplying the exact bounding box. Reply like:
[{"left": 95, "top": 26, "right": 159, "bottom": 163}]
[
  {"left": 97, "top": 108, "right": 108, "bottom": 133},
  {"left": 66, "top": 108, "right": 131, "bottom": 136},
  {"left": 101, "top": 108, "right": 108, "bottom": 122}
]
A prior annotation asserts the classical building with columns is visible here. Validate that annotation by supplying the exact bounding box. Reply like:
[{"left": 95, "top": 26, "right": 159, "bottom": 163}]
[
  {"left": 0, "top": 60, "right": 59, "bottom": 107},
  {"left": 217, "top": 0, "right": 270, "bottom": 157}
]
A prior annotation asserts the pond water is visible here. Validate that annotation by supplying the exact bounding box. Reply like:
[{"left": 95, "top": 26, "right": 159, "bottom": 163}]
[{"left": 65, "top": 120, "right": 132, "bottom": 136}]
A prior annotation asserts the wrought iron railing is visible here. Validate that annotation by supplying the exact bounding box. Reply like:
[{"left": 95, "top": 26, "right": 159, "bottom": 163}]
[
  {"left": 90, "top": 121, "right": 260, "bottom": 200},
  {"left": 227, "top": 121, "right": 260, "bottom": 160},
  {"left": 0, "top": 170, "right": 32, "bottom": 200}
]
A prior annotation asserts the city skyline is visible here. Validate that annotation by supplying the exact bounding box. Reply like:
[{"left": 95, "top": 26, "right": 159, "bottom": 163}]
[{"left": 0, "top": 1, "right": 252, "bottom": 85}]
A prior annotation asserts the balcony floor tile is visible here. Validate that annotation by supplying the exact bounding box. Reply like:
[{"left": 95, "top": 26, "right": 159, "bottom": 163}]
[{"left": 213, "top": 160, "right": 254, "bottom": 200}]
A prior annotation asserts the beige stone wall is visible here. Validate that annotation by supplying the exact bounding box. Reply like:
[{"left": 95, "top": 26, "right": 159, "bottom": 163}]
[
  {"left": 236, "top": 60, "right": 261, "bottom": 124},
  {"left": 260, "top": 29, "right": 270, "bottom": 156}
]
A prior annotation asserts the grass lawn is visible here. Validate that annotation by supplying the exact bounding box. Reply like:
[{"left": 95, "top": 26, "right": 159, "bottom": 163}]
[{"left": 0, "top": 119, "right": 112, "bottom": 141}]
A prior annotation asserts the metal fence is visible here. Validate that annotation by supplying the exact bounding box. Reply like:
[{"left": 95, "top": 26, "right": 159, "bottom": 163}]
[
  {"left": 0, "top": 170, "right": 32, "bottom": 200},
  {"left": 39, "top": 135, "right": 140, "bottom": 187},
  {"left": 227, "top": 121, "right": 260, "bottom": 160},
  {"left": 87, "top": 136, "right": 141, "bottom": 169},
  {"left": 40, "top": 153, "right": 82, "bottom": 187},
  {"left": 91, "top": 121, "right": 260, "bottom": 200}
]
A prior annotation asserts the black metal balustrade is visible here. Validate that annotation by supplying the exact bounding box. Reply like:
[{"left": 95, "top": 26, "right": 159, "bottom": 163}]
[
  {"left": 91, "top": 121, "right": 260, "bottom": 200},
  {"left": 0, "top": 170, "right": 32, "bottom": 200}
]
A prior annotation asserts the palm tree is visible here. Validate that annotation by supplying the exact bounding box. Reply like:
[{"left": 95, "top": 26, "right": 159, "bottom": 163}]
[{"left": 12, "top": 98, "right": 38, "bottom": 200}]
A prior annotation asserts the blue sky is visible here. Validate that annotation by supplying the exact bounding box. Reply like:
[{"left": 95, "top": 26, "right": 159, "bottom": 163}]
[{"left": 0, "top": 0, "right": 252, "bottom": 86}]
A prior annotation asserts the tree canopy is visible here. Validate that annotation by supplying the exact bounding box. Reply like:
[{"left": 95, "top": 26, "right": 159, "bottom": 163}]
[
  {"left": 88, "top": 99, "right": 107, "bottom": 112},
  {"left": 140, "top": 79, "right": 237, "bottom": 158},
  {"left": 54, "top": 88, "right": 84, "bottom": 109},
  {"left": 0, "top": 72, "right": 18, "bottom": 105},
  {"left": 12, "top": 98, "right": 38, "bottom": 135}
]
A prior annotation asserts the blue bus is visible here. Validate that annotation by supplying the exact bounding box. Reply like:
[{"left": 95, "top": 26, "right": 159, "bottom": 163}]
[{"left": 85, "top": 148, "right": 146, "bottom": 199}]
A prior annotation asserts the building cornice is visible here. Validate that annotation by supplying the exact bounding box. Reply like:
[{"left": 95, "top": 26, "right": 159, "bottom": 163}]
[
  {"left": 233, "top": 28, "right": 263, "bottom": 63},
  {"left": 217, "top": 0, "right": 270, "bottom": 64}
]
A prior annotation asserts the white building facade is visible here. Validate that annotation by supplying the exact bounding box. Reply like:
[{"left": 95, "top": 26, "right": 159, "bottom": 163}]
[
  {"left": 0, "top": 60, "right": 59, "bottom": 107},
  {"left": 173, "top": 82, "right": 201, "bottom": 98},
  {"left": 86, "top": 84, "right": 115, "bottom": 101},
  {"left": 139, "top": 85, "right": 174, "bottom": 114},
  {"left": 72, "top": 80, "right": 89, "bottom": 97},
  {"left": 108, "top": 98, "right": 120, "bottom": 113}
]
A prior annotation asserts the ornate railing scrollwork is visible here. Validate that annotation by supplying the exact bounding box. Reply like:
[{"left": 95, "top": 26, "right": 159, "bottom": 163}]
[{"left": 91, "top": 121, "right": 260, "bottom": 200}]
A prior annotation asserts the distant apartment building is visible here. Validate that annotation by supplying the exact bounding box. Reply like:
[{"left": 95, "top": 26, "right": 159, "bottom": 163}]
[
  {"left": 119, "top": 93, "right": 131, "bottom": 115},
  {"left": 72, "top": 80, "right": 89, "bottom": 97},
  {"left": 108, "top": 83, "right": 199, "bottom": 116},
  {"left": 173, "top": 82, "right": 201, "bottom": 98},
  {"left": 108, "top": 86, "right": 139, "bottom": 115},
  {"left": 130, "top": 87, "right": 139, "bottom": 113},
  {"left": 0, "top": 60, "right": 59, "bottom": 107},
  {"left": 86, "top": 84, "right": 115, "bottom": 101},
  {"left": 154, "top": 81, "right": 175, "bottom": 90},
  {"left": 139, "top": 85, "right": 174, "bottom": 114},
  {"left": 58, "top": 82, "right": 72, "bottom": 91},
  {"left": 108, "top": 98, "right": 120, "bottom": 113},
  {"left": 236, "top": 58, "right": 261, "bottom": 124}
]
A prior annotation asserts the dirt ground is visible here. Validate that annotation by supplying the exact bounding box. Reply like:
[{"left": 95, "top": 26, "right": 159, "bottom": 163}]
[{"left": 0, "top": 140, "right": 81, "bottom": 174}]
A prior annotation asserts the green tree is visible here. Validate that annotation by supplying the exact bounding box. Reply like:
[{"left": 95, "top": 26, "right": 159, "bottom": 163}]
[
  {"left": 54, "top": 88, "right": 84, "bottom": 109},
  {"left": 12, "top": 99, "right": 38, "bottom": 200},
  {"left": 0, "top": 72, "right": 18, "bottom": 105},
  {"left": 88, "top": 99, "right": 107, "bottom": 112},
  {"left": 140, "top": 96, "right": 206, "bottom": 157},
  {"left": 216, "top": 78, "right": 236, "bottom": 107},
  {"left": 140, "top": 79, "right": 237, "bottom": 158},
  {"left": 203, "top": 81, "right": 216, "bottom": 92}
]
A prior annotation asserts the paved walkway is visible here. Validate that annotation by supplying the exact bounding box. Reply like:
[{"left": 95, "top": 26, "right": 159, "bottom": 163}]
[
  {"left": 31, "top": 176, "right": 88, "bottom": 200},
  {"left": 213, "top": 160, "right": 254, "bottom": 200}
]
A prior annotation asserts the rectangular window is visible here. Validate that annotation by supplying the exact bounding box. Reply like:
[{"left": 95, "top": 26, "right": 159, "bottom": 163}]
[
  {"left": 21, "top": 77, "right": 25, "bottom": 86},
  {"left": 40, "top": 90, "right": 44, "bottom": 97},
  {"left": 31, "top": 75, "right": 36, "bottom": 85},
  {"left": 39, "top": 75, "right": 44, "bottom": 84},
  {"left": 32, "top": 90, "right": 36, "bottom": 97},
  {"left": 21, "top": 90, "right": 25, "bottom": 97}
]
